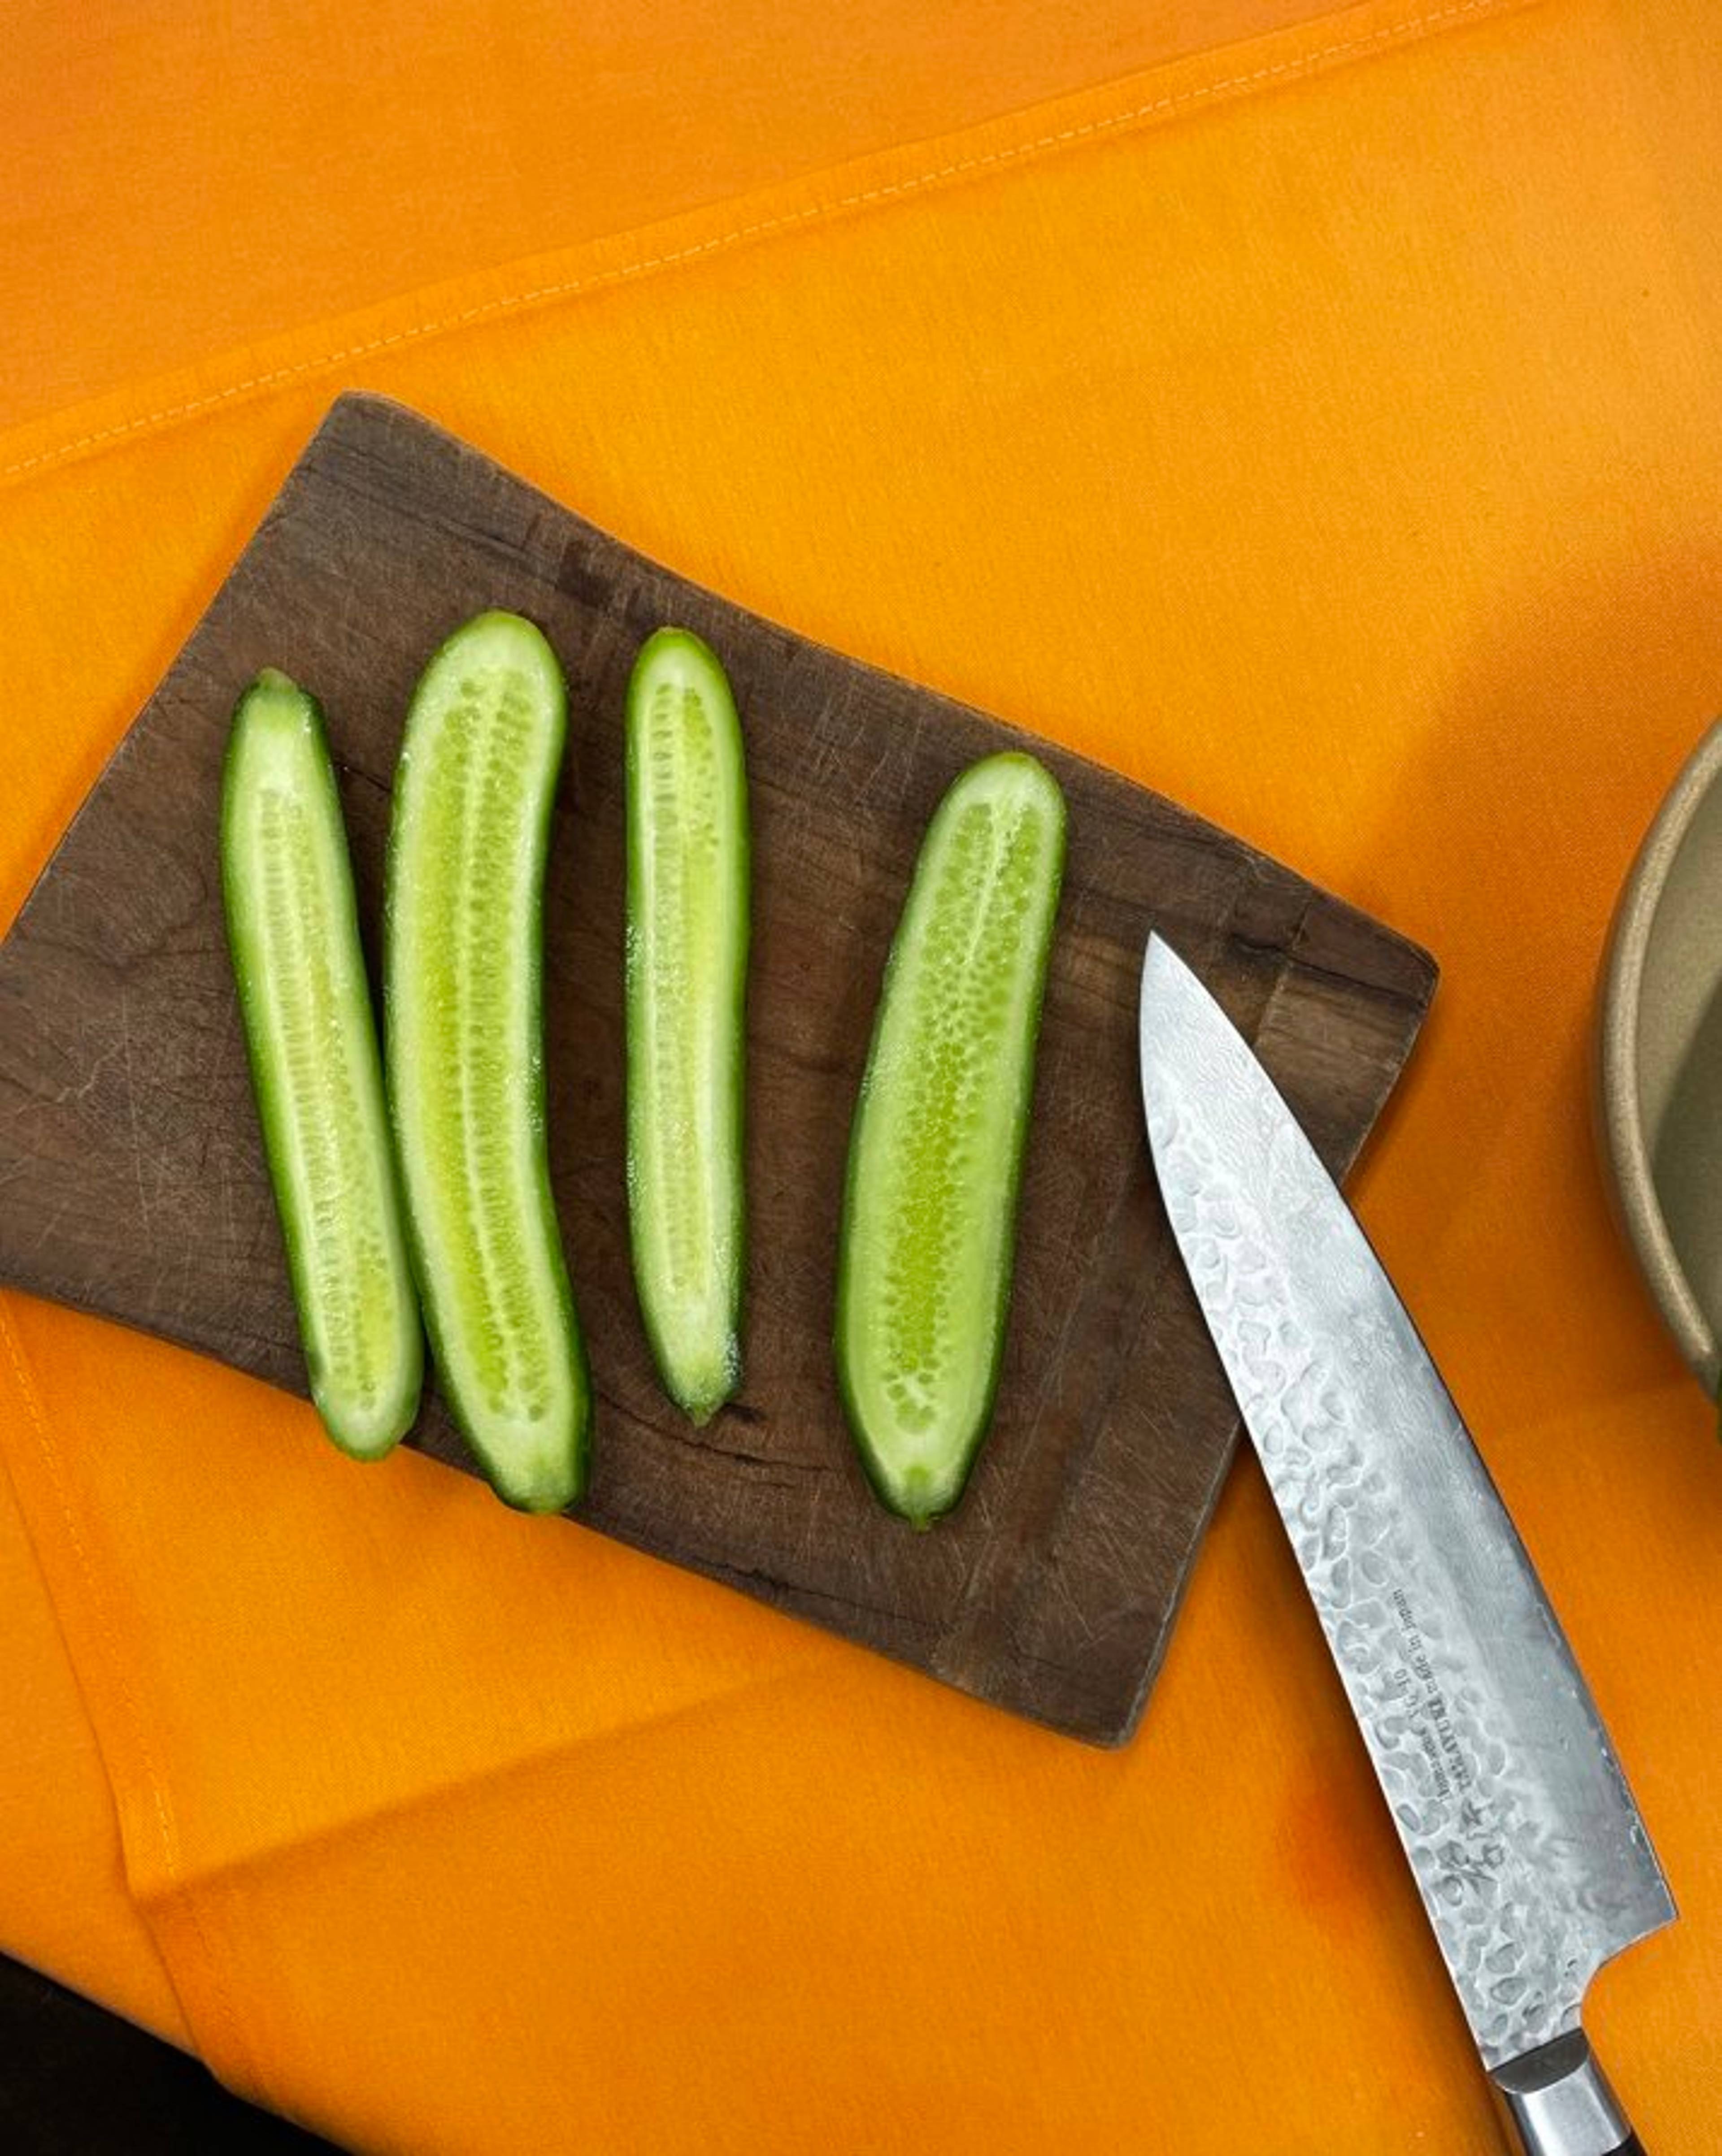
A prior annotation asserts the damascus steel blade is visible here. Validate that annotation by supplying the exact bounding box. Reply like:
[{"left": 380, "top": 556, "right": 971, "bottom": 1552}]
[{"left": 1139, "top": 935, "right": 1673, "bottom": 2073}]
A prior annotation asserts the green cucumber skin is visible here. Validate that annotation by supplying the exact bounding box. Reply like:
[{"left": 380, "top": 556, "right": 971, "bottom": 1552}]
[
  {"left": 835, "top": 752, "right": 1067, "bottom": 1528},
  {"left": 624, "top": 627, "right": 749, "bottom": 1425},
  {"left": 220, "top": 669, "right": 423, "bottom": 1460},
  {"left": 384, "top": 612, "right": 591, "bottom": 1513}
]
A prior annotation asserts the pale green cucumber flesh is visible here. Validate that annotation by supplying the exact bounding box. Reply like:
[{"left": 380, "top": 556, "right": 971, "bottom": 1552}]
[
  {"left": 385, "top": 612, "right": 590, "bottom": 1511},
  {"left": 836, "top": 751, "right": 1066, "bottom": 1526},
  {"left": 625, "top": 628, "right": 748, "bottom": 1424},
  {"left": 220, "top": 669, "right": 422, "bottom": 1459}
]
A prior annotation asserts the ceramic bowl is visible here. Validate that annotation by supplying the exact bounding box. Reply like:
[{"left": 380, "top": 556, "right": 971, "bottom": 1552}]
[{"left": 1597, "top": 718, "right": 1722, "bottom": 1395}]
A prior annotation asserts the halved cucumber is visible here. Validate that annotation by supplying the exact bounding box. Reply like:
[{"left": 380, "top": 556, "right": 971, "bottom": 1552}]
[
  {"left": 836, "top": 752, "right": 1066, "bottom": 1526},
  {"left": 624, "top": 629, "right": 749, "bottom": 1424},
  {"left": 384, "top": 611, "right": 590, "bottom": 1511},
  {"left": 220, "top": 669, "right": 422, "bottom": 1459}
]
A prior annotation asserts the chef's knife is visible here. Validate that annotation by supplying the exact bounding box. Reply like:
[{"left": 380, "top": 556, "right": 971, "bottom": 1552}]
[{"left": 1138, "top": 934, "right": 1674, "bottom": 2156}]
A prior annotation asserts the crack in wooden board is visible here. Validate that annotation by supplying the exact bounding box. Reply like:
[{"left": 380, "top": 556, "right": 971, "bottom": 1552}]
[{"left": 0, "top": 393, "right": 1436, "bottom": 1744}]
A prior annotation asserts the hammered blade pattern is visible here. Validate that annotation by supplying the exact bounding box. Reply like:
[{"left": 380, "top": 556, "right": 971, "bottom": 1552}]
[{"left": 1139, "top": 939, "right": 1673, "bottom": 2069}]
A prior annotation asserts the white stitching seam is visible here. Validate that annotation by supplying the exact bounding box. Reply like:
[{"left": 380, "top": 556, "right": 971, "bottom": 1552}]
[{"left": 0, "top": 0, "right": 1524, "bottom": 482}]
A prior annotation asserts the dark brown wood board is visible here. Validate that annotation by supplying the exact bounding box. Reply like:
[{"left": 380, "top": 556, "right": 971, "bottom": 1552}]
[{"left": 0, "top": 393, "right": 1435, "bottom": 1744}]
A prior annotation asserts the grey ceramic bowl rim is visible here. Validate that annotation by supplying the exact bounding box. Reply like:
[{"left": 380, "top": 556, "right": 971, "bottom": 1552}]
[{"left": 1597, "top": 716, "right": 1722, "bottom": 1394}]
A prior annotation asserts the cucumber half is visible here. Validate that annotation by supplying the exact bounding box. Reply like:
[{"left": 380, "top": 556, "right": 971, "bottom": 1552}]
[
  {"left": 220, "top": 669, "right": 423, "bottom": 1459},
  {"left": 385, "top": 611, "right": 590, "bottom": 1512},
  {"left": 836, "top": 752, "right": 1067, "bottom": 1526},
  {"left": 624, "top": 628, "right": 749, "bottom": 1424}
]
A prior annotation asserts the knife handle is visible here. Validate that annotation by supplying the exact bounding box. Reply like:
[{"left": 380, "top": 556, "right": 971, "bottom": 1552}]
[{"left": 1490, "top": 2030, "right": 1643, "bottom": 2156}]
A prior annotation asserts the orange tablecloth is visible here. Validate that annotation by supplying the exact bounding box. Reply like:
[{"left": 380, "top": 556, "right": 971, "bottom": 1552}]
[{"left": 3, "top": 2, "right": 1719, "bottom": 2147}]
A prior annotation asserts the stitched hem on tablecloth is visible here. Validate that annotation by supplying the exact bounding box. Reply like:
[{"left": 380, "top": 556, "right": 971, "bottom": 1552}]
[{"left": 0, "top": 0, "right": 1539, "bottom": 498}]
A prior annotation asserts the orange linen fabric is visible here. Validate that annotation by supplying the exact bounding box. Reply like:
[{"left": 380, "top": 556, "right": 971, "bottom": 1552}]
[{"left": 2, "top": 1, "right": 1720, "bottom": 2150}]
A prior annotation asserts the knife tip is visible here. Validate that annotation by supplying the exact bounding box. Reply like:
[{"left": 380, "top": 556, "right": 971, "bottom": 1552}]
[{"left": 1139, "top": 928, "right": 1194, "bottom": 1010}]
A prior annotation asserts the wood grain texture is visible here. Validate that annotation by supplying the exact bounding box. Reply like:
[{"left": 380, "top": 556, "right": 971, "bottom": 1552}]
[{"left": 0, "top": 394, "right": 1435, "bottom": 1743}]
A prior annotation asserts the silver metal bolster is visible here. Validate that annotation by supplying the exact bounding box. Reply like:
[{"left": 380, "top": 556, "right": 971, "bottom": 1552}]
[{"left": 1491, "top": 2032, "right": 1632, "bottom": 2156}]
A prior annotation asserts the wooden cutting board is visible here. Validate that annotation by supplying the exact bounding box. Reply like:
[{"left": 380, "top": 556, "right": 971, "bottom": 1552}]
[{"left": 0, "top": 393, "right": 1435, "bottom": 1744}]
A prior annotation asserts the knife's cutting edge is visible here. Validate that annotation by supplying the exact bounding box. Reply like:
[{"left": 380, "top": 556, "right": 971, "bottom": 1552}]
[{"left": 1137, "top": 935, "right": 1673, "bottom": 2110}]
